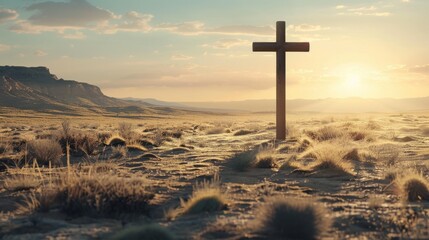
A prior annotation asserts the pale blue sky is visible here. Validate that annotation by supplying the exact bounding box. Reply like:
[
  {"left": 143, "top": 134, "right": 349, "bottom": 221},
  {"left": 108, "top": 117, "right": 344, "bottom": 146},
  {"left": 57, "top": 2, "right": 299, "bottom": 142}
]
[{"left": 0, "top": 0, "right": 428, "bottom": 101}]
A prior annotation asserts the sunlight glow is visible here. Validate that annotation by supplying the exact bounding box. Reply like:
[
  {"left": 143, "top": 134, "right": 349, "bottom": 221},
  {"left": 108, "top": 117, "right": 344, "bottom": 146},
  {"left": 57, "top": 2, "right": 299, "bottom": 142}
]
[{"left": 345, "top": 74, "right": 361, "bottom": 89}]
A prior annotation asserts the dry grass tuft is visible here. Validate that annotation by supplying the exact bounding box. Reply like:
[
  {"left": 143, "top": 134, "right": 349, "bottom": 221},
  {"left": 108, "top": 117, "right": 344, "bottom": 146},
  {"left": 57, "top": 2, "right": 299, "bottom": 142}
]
[
  {"left": 126, "top": 144, "right": 148, "bottom": 153},
  {"left": 421, "top": 126, "right": 429, "bottom": 136},
  {"left": 254, "top": 197, "right": 331, "bottom": 240},
  {"left": 172, "top": 176, "right": 227, "bottom": 217},
  {"left": 61, "top": 120, "right": 72, "bottom": 139},
  {"left": 295, "top": 137, "right": 313, "bottom": 153},
  {"left": 61, "top": 174, "right": 153, "bottom": 217},
  {"left": 306, "top": 126, "right": 344, "bottom": 141},
  {"left": 306, "top": 143, "right": 355, "bottom": 176},
  {"left": 27, "top": 139, "right": 63, "bottom": 165},
  {"left": 228, "top": 149, "right": 258, "bottom": 172},
  {"left": 105, "top": 135, "right": 126, "bottom": 147},
  {"left": 0, "top": 139, "right": 12, "bottom": 155},
  {"left": 396, "top": 174, "right": 429, "bottom": 202},
  {"left": 385, "top": 166, "right": 401, "bottom": 181},
  {"left": 286, "top": 124, "right": 300, "bottom": 139},
  {"left": 343, "top": 148, "right": 360, "bottom": 161},
  {"left": 76, "top": 133, "right": 99, "bottom": 156},
  {"left": 118, "top": 122, "right": 135, "bottom": 140},
  {"left": 228, "top": 145, "right": 278, "bottom": 171},
  {"left": 233, "top": 129, "right": 253, "bottom": 136},
  {"left": 369, "top": 144, "right": 400, "bottom": 166},
  {"left": 368, "top": 194, "right": 384, "bottom": 208},
  {"left": 23, "top": 172, "right": 154, "bottom": 217},
  {"left": 206, "top": 127, "right": 225, "bottom": 135},
  {"left": 111, "top": 224, "right": 175, "bottom": 240},
  {"left": 3, "top": 173, "right": 41, "bottom": 191},
  {"left": 111, "top": 145, "right": 128, "bottom": 159},
  {"left": 254, "top": 148, "right": 278, "bottom": 168}
]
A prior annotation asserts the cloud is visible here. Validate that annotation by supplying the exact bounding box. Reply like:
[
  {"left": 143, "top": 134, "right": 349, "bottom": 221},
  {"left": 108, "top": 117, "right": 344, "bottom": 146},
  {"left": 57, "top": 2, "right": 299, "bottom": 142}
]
[
  {"left": 156, "top": 22, "right": 274, "bottom": 36},
  {"left": 336, "top": 5, "right": 391, "bottom": 17},
  {"left": 6, "top": 0, "right": 320, "bottom": 39},
  {"left": 97, "top": 11, "right": 153, "bottom": 34},
  {"left": 26, "top": 0, "right": 115, "bottom": 27},
  {"left": 207, "top": 25, "right": 274, "bottom": 36},
  {"left": 8, "top": 0, "right": 152, "bottom": 35},
  {"left": 287, "top": 24, "right": 330, "bottom": 32},
  {"left": 9, "top": 0, "right": 116, "bottom": 34},
  {"left": 203, "top": 39, "right": 250, "bottom": 49},
  {"left": 0, "top": 8, "right": 18, "bottom": 24},
  {"left": 286, "top": 24, "right": 330, "bottom": 41},
  {"left": 156, "top": 21, "right": 205, "bottom": 35},
  {"left": 171, "top": 54, "right": 194, "bottom": 61},
  {"left": 0, "top": 44, "right": 11, "bottom": 52},
  {"left": 34, "top": 50, "right": 47, "bottom": 56},
  {"left": 385, "top": 64, "right": 429, "bottom": 81},
  {"left": 62, "top": 31, "right": 86, "bottom": 39},
  {"left": 408, "top": 64, "right": 429, "bottom": 74}
]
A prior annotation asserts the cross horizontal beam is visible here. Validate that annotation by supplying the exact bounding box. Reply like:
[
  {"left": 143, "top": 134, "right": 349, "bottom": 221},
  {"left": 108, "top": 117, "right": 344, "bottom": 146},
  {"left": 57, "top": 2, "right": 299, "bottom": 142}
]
[{"left": 253, "top": 42, "right": 310, "bottom": 52}]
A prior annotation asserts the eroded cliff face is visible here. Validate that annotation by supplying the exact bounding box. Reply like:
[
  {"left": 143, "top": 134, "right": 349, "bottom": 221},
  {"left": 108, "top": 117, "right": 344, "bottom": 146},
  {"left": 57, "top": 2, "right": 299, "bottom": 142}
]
[{"left": 0, "top": 66, "right": 125, "bottom": 107}]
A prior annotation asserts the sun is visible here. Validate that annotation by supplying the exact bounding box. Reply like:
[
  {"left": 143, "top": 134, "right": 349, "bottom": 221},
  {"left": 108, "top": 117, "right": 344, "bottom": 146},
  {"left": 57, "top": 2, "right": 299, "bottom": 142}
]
[{"left": 345, "top": 74, "right": 361, "bottom": 89}]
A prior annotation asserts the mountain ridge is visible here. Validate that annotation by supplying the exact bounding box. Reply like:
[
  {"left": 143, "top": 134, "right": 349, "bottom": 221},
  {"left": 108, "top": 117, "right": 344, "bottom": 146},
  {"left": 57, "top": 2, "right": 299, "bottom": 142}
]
[
  {"left": 0, "top": 66, "right": 172, "bottom": 115},
  {"left": 125, "top": 97, "right": 429, "bottom": 113}
]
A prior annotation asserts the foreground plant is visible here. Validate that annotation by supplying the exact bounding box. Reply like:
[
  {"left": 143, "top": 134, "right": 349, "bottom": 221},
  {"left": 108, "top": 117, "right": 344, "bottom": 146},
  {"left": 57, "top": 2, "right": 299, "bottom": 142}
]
[
  {"left": 27, "top": 139, "right": 63, "bottom": 165},
  {"left": 110, "top": 224, "right": 175, "bottom": 240},
  {"left": 396, "top": 173, "right": 429, "bottom": 202},
  {"left": 254, "top": 197, "right": 331, "bottom": 240},
  {"left": 21, "top": 170, "right": 154, "bottom": 218},
  {"left": 170, "top": 175, "right": 227, "bottom": 218}
]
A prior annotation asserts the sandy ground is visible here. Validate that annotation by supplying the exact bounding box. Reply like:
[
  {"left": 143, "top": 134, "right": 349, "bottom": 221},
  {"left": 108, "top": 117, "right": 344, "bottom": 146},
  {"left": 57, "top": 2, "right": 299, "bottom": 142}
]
[{"left": 1, "top": 111, "right": 429, "bottom": 239}]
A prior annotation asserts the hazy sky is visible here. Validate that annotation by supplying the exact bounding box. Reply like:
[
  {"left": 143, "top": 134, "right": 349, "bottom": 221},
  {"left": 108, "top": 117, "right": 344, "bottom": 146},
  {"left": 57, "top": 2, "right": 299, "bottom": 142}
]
[{"left": 0, "top": 0, "right": 428, "bottom": 101}]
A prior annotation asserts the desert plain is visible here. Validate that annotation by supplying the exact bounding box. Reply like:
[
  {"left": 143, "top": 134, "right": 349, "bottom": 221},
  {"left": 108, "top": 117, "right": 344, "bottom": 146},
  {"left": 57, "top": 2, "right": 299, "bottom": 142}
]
[{"left": 1, "top": 110, "right": 429, "bottom": 239}]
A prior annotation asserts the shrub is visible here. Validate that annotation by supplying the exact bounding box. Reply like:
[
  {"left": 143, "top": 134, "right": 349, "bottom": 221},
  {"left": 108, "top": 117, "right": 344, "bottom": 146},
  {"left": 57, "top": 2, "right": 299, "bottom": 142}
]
[
  {"left": 27, "top": 139, "right": 63, "bottom": 165},
  {"left": 61, "top": 120, "right": 72, "bottom": 139},
  {"left": 110, "top": 224, "right": 174, "bottom": 240},
  {"left": 254, "top": 197, "right": 331, "bottom": 240},
  {"left": 396, "top": 174, "right": 429, "bottom": 202},
  {"left": 76, "top": 133, "right": 99, "bottom": 156}
]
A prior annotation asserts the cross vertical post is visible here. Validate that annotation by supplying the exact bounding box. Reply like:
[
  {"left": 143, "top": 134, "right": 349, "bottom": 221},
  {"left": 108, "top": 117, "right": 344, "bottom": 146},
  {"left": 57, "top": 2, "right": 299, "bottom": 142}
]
[
  {"left": 276, "top": 21, "right": 286, "bottom": 140},
  {"left": 253, "top": 21, "right": 310, "bottom": 140}
]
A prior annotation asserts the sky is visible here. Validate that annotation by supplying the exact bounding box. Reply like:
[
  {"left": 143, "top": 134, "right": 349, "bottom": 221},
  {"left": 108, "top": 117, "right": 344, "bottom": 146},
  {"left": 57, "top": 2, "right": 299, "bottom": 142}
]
[{"left": 0, "top": 0, "right": 428, "bottom": 102}]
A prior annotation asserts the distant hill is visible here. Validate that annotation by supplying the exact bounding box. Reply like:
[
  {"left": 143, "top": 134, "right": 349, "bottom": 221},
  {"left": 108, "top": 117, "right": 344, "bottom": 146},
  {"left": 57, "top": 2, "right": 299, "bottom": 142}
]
[
  {"left": 129, "top": 97, "right": 429, "bottom": 113},
  {"left": 3, "top": 66, "right": 428, "bottom": 115},
  {"left": 0, "top": 66, "right": 179, "bottom": 115}
]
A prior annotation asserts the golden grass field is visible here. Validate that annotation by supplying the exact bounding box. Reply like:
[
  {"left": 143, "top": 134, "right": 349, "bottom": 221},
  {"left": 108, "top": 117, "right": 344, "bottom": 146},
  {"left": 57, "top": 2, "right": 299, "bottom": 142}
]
[{"left": 1, "top": 111, "right": 429, "bottom": 239}]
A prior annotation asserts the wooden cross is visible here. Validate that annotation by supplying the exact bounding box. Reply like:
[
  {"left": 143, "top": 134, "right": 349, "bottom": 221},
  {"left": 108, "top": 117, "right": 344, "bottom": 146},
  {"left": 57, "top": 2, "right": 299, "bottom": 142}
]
[{"left": 253, "top": 21, "right": 310, "bottom": 140}]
